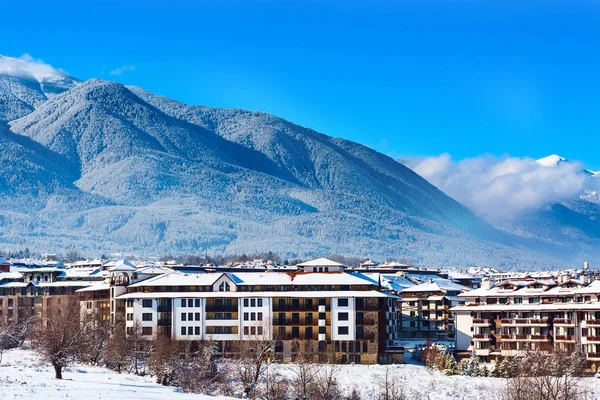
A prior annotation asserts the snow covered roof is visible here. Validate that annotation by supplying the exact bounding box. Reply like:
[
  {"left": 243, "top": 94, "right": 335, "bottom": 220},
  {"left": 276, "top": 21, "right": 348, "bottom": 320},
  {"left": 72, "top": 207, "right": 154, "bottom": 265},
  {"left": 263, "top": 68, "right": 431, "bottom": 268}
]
[
  {"left": 76, "top": 283, "right": 111, "bottom": 292},
  {"left": 128, "top": 272, "right": 220, "bottom": 287},
  {"left": 0, "top": 257, "right": 10, "bottom": 265},
  {"left": 116, "top": 290, "right": 398, "bottom": 300},
  {"left": 0, "top": 272, "right": 23, "bottom": 281},
  {"left": 402, "top": 282, "right": 442, "bottom": 293},
  {"left": 108, "top": 259, "right": 136, "bottom": 272},
  {"left": 297, "top": 258, "right": 345, "bottom": 267}
]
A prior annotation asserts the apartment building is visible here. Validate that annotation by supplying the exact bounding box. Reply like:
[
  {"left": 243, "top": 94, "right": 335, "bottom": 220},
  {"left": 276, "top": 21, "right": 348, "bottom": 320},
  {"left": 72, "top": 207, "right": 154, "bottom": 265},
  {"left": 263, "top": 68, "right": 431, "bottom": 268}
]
[
  {"left": 0, "top": 267, "right": 102, "bottom": 327},
  {"left": 453, "top": 276, "right": 600, "bottom": 370},
  {"left": 398, "top": 278, "right": 468, "bottom": 341},
  {"left": 108, "top": 260, "right": 402, "bottom": 364}
]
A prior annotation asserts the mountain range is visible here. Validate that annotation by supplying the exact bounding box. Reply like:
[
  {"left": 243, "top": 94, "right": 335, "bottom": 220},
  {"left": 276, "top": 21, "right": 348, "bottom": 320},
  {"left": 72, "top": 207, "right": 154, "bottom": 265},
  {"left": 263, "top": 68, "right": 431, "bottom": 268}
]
[{"left": 0, "top": 55, "right": 597, "bottom": 268}]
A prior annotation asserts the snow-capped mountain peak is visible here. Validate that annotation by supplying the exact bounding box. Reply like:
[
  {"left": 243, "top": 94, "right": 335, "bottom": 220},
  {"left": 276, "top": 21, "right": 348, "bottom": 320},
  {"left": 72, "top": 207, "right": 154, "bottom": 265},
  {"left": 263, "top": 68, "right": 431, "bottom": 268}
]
[{"left": 536, "top": 154, "right": 568, "bottom": 167}]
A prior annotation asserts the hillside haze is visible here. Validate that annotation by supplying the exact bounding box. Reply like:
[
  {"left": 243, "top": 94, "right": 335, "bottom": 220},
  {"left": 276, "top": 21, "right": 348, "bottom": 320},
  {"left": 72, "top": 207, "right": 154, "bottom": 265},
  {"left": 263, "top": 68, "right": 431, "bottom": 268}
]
[{"left": 0, "top": 57, "right": 573, "bottom": 267}]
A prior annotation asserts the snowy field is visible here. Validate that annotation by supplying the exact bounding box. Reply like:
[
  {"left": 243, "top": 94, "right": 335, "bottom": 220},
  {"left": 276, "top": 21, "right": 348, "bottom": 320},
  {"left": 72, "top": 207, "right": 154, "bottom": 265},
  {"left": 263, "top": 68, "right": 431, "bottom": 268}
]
[
  {"left": 1, "top": 349, "right": 599, "bottom": 399},
  {"left": 0, "top": 349, "right": 233, "bottom": 400}
]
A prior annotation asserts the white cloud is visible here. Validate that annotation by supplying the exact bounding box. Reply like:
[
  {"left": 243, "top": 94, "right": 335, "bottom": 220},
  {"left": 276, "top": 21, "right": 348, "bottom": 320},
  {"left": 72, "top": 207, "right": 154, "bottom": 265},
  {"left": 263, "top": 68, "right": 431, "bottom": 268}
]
[
  {"left": 403, "top": 154, "right": 598, "bottom": 220},
  {"left": 0, "top": 54, "right": 65, "bottom": 81},
  {"left": 109, "top": 64, "right": 136, "bottom": 76}
]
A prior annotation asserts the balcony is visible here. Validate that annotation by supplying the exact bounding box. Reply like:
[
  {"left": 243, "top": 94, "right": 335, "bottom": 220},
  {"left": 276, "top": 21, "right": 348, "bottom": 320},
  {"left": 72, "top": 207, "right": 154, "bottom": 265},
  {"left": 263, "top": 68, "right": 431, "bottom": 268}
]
[
  {"left": 554, "top": 335, "right": 575, "bottom": 341},
  {"left": 273, "top": 304, "right": 318, "bottom": 312},
  {"left": 205, "top": 305, "right": 237, "bottom": 312},
  {"left": 501, "top": 318, "right": 549, "bottom": 326},
  {"left": 473, "top": 319, "right": 490, "bottom": 326},
  {"left": 554, "top": 319, "right": 574, "bottom": 325},
  {"left": 473, "top": 334, "right": 491, "bottom": 341},
  {"left": 586, "top": 353, "right": 600, "bottom": 360},
  {"left": 586, "top": 319, "right": 600, "bottom": 326},
  {"left": 474, "top": 348, "right": 491, "bottom": 356},
  {"left": 157, "top": 318, "right": 171, "bottom": 327},
  {"left": 528, "top": 335, "right": 551, "bottom": 341},
  {"left": 585, "top": 336, "right": 600, "bottom": 342}
]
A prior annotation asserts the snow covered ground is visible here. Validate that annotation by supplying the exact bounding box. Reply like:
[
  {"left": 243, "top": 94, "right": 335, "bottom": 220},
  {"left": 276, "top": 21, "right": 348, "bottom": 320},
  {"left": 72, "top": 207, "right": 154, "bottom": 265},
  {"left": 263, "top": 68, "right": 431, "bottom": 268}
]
[
  {"left": 1, "top": 348, "right": 599, "bottom": 399},
  {"left": 0, "top": 349, "right": 233, "bottom": 400}
]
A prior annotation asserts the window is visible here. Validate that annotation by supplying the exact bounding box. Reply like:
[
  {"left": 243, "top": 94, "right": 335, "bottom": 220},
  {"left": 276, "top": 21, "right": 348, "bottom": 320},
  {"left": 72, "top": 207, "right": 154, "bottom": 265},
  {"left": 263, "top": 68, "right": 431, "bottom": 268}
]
[
  {"left": 188, "top": 299, "right": 193, "bottom": 307},
  {"left": 338, "top": 312, "right": 349, "bottom": 321},
  {"left": 335, "top": 341, "right": 340, "bottom": 352},
  {"left": 349, "top": 341, "right": 354, "bottom": 353},
  {"left": 319, "top": 326, "right": 326, "bottom": 334},
  {"left": 188, "top": 312, "right": 193, "bottom": 321},
  {"left": 258, "top": 312, "right": 263, "bottom": 321},
  {"left": 257, "top": 326, "right": 263, "bottom": 335},
  {"left": 195, "top": 299, "right": 200, "bottom": 307},
  {"left": 142, "top": 313, "right": 152, "bottom": 321},
  {"left": 244, "top": 327, "right": 249, "bottom": 335},
  {"left": 251, "top": 313, "right": 256, "bottom": 321},
  {"left": 195, "top": 312, "right": 201, "bottom": 321},
  {"left": 195, "top": 326, "right": 200, "bottom": 335},
  {"left": 181, "top": 327, "right": 186, "bottom": 335},
  {"left": 142, "top": 327, "right": 152, "bottom": 335},
  {"left": 224, "top": 313, "right": 232, "bottom": 320},
  {"left": 319, "top": 312, "right": 326, "bottom": 319},
  {"left": 342, "top": 341, "right": 347, "bottom": 352},
  {"left": 338, "top": 298, "right": 349, "bottom": 307},
  {"left": 188, "top": 327, "right": 194, "bottom": 335},
  {"left": 224, "top": 327, "right": 232, "bottom": 334},
  {"left": 126, "top": 327, "right": 133, "bottom": 335},
  {"left": 142, "top": 299, "right": 152, "bottom": 308},
  {"left": 251, "top": 299, "right": 256, "bottom": 307},
  {"left": 251, "top": 326, "right": 256, "bottom": 335},
  {"left": 292, "top": 327, "right": 300, "bottom": 338},
  {"left": 244, "top": 299, "right": 249, "bottom": 307},
  {"left": 338, "top": 326, "right": 349, "bottom": 335},
  {"left": 319, "top": 299, "right": 326, "bottom": 306},
  {"left": 257, "top": 299, "right": 263, "bottom": 307},
  {"left": 215, "top": 327, "right": 223, "bottom": 334},
  {"left": 219, "top": 281, "right": 231, "bottom": 291},
  {"left": 181, "top": 299, "right": 186, "bottom": 307},
  {"left": 126, "top": 313, "right": 133, "bottom": 321},
  {"left": 182, "top": 313, "right": 187, "bottom": 321},
  {"left": 244, "top": 312, "right": 249, "bottom": 321}
]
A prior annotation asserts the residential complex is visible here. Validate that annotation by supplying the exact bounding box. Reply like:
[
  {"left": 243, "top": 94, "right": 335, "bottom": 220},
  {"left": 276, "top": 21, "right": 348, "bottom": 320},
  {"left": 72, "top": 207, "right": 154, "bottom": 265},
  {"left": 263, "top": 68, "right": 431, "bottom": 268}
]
[{"left": 453, "top": 274, "right": 600, "bottom": 370}]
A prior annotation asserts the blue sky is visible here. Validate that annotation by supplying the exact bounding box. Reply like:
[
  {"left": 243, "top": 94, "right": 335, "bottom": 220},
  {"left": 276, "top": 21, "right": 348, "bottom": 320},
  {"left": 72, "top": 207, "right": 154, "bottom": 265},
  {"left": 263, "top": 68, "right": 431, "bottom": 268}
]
[{"left": 1, "top": 1, "right": 599, "bottom": 168}]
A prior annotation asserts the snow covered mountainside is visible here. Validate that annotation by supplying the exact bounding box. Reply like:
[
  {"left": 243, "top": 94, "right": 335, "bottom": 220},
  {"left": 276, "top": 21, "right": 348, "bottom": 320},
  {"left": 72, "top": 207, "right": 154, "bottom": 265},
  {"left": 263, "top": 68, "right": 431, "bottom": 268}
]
[
  {"left": 0, "top": 55, "right": 80, "bottom": 121},
  {"left": 0, "top": 56, "right": 587, "bottom": 267}
]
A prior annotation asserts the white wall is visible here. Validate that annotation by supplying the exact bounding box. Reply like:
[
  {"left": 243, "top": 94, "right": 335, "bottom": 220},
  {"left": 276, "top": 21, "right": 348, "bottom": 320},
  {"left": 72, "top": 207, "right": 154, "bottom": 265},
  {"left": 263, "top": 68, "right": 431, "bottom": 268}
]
[{"left": 331, "top": 297, "right": 355, "bottom": 340}]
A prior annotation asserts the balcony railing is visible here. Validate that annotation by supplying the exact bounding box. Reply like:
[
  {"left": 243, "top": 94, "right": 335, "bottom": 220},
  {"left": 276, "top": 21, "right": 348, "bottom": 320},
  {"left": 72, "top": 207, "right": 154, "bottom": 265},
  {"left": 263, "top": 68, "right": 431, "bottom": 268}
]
[
  {"left": 205, "top": 305, "right": 237, "bottom": 312},
  {"left": 554, "top": 335, "right": 575, "bottom": 341},
  {"left": 272, "top": 304, "right": 318, "bottom": 312},
  {"left": 554, "top": 319, "right": 573, "bottom": 325},
  {"left": 586, "top": 352, "right": 600, "bottom": 359},
  {"left": 356, "top": 333, "right": 376, "bottom": 341},
  {"left": 586, "top": 319, "right": 600, "bottom": 325},
  {"left": 586, "top": 336, "right": 600, "bottom": 342}
]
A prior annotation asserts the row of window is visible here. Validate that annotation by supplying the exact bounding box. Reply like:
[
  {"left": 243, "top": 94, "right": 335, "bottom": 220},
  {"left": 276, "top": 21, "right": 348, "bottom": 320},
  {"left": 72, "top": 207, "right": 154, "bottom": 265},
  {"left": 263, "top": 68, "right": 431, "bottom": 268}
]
[
  {"left": 126, "top": 326, "right": 153, "bottom": 335},
  {"left": 181, "top": 312, "right": 202, "bottom": 321},
  {"left": 181, "top": 299, "right": 201, "bottom": 308},
  {"left": 181, "top": 326, "right": 201, "bottom": 336},
  {"left": 243, "top": 298, "right": 263, "bottom": 307},
  {"left": 243, "top": 326, "right": 264, "bottom": 336},
  {"left": 243, "top": 312, "right": 263, "bottom": 321}
]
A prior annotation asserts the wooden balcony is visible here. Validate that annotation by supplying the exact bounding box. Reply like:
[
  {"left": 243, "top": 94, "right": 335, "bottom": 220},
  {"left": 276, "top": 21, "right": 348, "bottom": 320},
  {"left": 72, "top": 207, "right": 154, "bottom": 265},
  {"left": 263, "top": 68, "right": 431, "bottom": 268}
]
[
  {"left": 554, "top": 335, "right": 575, "bottom": 341},
  {"left": 554, "top": 319, "right": 574, "bottom": 325},
  {"left": 586, "top": 319, "right": 600, "bottom": 326}
]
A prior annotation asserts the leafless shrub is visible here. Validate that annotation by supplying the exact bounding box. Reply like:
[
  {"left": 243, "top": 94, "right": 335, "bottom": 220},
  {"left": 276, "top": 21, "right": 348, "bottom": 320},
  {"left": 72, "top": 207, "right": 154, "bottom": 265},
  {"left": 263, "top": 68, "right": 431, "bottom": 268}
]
[
  {"left": 504, "top": 349, "right": 588, "bottom": 400},
  {"left": 376, "top": 366, "right": 409, "bottom": 400}
]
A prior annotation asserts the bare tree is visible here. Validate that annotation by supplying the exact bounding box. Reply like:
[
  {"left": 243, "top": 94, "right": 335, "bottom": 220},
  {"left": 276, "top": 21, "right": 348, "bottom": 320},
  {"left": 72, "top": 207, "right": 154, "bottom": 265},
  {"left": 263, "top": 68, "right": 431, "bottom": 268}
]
[
  {"left": 80, "top": 311, "right": 111, "bottom": 365},
  {"left": 235, "top": 320, "right": 278, "bottom": 398},
  {"left": 105, "top": 322, "right": 130, "bottom": 373},
  {"left": 376, "top": 366, "right": 408, "bottom": 400},
  {"left": 0, "top": 315, "right": 36, "bottom": 366},
  {"left": 149, "top": 334, "right": 182, "bottom": 386},
  {"left": 128, "top": 320, "right": 150, "bottom": 375},
  {"left": 504, "top": 349, "right": 588, "bottom": 400},
  {"left": 289, "top": 342, "right": 322, "bottom": 400},
  {"left": 34, "top": 295, "right": 87, "bottom": 379},
  {"left": 311, "top": 363, "right": 342, "bottom": 400},
  {"left": 178, "top": 340, "right": 221, "bottom": 394}
]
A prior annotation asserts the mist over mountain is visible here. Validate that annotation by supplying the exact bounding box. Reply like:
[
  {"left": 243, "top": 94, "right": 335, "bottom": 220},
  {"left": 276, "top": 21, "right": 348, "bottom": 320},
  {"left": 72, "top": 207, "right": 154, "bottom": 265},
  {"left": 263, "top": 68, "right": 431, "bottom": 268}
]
[{"left": 0, "top": 55, "right": 593, "bottom": 267}]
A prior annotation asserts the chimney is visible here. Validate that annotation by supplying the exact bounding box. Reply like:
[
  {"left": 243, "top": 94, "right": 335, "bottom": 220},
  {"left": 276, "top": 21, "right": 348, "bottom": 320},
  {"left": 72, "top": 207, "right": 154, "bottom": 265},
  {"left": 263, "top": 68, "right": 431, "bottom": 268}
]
[
  {"left": 584, "top": 261, "right": 590, "bottom": 270},
  {"left": 481, "top": 277, "right": 492, "bottom": 290}
]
